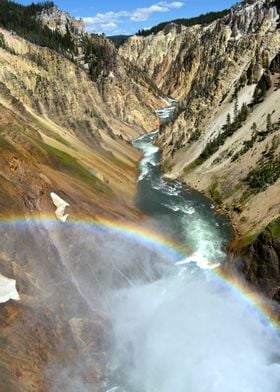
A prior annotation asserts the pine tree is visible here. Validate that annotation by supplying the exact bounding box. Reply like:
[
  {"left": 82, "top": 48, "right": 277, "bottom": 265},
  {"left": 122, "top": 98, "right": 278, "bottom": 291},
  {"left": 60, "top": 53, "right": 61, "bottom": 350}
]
[
  {"left": 226, "top": 113, "right": 231, "bottom": 127},
  {"left": 239, "top": 103, "right": 249, "bottom": 122},
  {"left": 271, "top": 135, "right": 279, "bottom": 151},
  {"left": 266, "top": 113, "right": 272, "bottom": 132},
  {"left": 251, "top": 122, "right": 258, "bottom": 136},
  {"left": 262, "top": 50, "right": 269, "bottom": 70},
  {"left": 234, "top": 97, "right": 239, "bottom": 121}
]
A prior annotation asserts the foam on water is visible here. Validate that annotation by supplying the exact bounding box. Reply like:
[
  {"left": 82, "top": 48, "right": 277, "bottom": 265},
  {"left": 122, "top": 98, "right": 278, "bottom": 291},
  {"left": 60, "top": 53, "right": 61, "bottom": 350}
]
[
  {"left": 181, "top": 215, "right": 227, "bottom": 265},
  {"left": 162, "top": 201, "right": 195, "bottom": 215},
  {"left": 135, "top": 132, "right": 160, "bottom": 182}
]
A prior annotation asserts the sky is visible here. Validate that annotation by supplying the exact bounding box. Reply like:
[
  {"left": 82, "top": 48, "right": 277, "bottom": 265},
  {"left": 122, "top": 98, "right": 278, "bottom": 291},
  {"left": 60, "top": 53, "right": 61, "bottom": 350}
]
[{"left": 19, "top": 0, "right": 237, "bottom": 36}]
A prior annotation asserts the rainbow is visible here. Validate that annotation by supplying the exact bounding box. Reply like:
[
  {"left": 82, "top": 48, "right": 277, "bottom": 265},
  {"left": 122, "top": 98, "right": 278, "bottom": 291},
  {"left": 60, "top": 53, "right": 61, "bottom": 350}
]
[{"left": 0, "top": 213, "right": 279, "bottom": 336}]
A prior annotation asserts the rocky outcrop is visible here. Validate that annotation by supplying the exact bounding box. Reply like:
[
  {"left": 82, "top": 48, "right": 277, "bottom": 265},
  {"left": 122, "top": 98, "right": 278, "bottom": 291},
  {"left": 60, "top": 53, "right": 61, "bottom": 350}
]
[
  {"left": 36, "top": 5, "right": 85, "bottom": 36},
  {"left": 238, "top": 217, "right": 280, "bottom": 303}
]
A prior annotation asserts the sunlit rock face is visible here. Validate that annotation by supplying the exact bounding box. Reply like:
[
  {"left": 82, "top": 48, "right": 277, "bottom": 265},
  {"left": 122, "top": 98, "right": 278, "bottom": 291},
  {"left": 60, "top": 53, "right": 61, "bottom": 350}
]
[
  {"left": 36, "top": 6, "right": 85, "bottom": 36},
  {"left": 230, "top": 0, "right": 279, "bottom": 36}
]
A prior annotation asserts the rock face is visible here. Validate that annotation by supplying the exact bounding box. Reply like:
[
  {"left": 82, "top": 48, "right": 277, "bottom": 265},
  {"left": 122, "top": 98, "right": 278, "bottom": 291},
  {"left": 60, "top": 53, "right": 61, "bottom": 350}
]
[
  {"left": 120, "top": 0, "right": 279, "bottom": 99},
  {"left": 240, "top": 217, "right": 280, "bottom": 302},
  {"left": 36, "top": 6, "right": 85, "bottom": 36},
  {"left": 121, "top": 0, "right": 280, "bottom": 300},
  {"left": 0, "top": 23, "right": 165, "bottom": 210}
]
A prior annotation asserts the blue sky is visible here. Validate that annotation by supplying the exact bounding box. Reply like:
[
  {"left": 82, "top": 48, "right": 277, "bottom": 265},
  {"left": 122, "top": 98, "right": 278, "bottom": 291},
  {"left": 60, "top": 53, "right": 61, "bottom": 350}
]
[{"left": 19, "top": 0, "right": 237, "bottom": 35}]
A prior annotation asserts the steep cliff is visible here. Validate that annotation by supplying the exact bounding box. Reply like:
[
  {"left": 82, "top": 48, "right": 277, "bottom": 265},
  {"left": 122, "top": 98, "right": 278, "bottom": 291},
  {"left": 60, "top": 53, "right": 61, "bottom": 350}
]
[{"left": 239, "top": 217, "right": 280, "bottom": 302}]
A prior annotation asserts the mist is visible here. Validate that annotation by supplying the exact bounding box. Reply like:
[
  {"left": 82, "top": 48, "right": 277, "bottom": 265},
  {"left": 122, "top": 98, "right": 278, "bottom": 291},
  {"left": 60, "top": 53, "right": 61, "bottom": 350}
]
[
  {"left": 106, "top": 266, "right": 280, "bottom": 392},
  {"left": 1, "top": 220, "right": 279, "bottom": 391}
]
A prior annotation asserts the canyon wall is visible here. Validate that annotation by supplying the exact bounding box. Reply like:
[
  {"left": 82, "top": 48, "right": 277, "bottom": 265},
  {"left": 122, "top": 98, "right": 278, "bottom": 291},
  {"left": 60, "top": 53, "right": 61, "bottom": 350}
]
[
  {"left": 121, "top": 0, "right": 280, "bottom": 300},
  {"left": 0, "top": 7, "right": 164, "bottom": 390}
]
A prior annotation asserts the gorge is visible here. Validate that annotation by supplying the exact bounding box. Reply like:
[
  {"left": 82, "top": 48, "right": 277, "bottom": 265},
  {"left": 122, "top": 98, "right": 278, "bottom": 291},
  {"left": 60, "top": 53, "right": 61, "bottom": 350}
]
[{"left": 0, "top": 0, "right": 279, "bottom": 391}]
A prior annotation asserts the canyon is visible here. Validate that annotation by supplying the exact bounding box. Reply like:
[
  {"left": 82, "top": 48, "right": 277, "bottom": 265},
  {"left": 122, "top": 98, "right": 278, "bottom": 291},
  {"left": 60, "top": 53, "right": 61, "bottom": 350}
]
[
  {"left": 121, "top": 0, "right": 280, "bottom": 302},
  {"left": 0, "top": 0, "right": 279, "bottom": 390}
]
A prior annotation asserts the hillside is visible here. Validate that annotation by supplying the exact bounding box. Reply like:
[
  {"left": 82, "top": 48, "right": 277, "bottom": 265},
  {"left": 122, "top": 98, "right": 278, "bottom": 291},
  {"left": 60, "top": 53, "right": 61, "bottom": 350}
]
[
  {"left": 0, "top": 2, "right": 166, "bottom": 390},
  {"left": 120, "top": 0, "right": 280, "bottom": 300}
]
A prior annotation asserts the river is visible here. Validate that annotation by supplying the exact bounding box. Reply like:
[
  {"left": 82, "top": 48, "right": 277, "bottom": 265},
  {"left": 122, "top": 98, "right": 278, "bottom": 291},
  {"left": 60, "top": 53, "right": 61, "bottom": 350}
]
[
  {"left": 133, "top": 127, "right": 231, "bottom": 270},
  {"left": 105, "top": 102, "right": 280, "bottom": 392}
]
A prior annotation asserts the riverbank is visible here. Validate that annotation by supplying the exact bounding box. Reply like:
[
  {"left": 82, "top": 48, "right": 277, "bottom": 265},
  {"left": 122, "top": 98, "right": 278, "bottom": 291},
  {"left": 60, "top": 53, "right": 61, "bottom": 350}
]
[
  {"left": 158, "top": 155, "right": 280, "bottom": 309},
  {"left": 150, "top": 97, "right": 279, "bottom": 308}
]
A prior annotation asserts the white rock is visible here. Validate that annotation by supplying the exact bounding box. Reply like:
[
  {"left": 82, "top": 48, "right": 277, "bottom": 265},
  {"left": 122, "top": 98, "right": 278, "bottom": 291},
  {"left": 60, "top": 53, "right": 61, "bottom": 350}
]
[
  {"left": 0, "top": 274, "right": 20, "bottom": 303},
  {"left": 50, "top": 192, "right": 70, "bottom": 222}
]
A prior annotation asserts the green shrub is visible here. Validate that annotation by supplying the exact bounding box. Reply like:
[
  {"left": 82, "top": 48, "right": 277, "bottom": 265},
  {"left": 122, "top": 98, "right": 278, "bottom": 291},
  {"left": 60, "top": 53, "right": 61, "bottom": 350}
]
[
  {"left": 199, "top": 104, "right": 249, "bottom": 163},
  {"left": 183, "top": 158, "right": 203, "bottom": 174},
  {"left": 245, "top": 158, "right": 280, "bottom": 191},
  {"left": 209, "top": 180, "right": 222, "bottom": 204}
]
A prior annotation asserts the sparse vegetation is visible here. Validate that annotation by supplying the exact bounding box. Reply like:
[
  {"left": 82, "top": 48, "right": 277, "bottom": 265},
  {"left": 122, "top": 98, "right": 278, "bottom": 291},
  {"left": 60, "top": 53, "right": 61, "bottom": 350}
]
[
  {"left": 0, "top": 135, "right": 14, "bottom": 151},
  {"left": 24, "top": 51, "right": 48, "bottom": 69},
  {"left": 82, "top": 34, "right": 115, "bottom": 80},
  {"left": 0, "top": 32, "right": 16, "bottom": 54},
  {"left": 245, "top": 144, "right": 280, "bottom": 191},
  {"left": 232, "top": 116, "right": 280, "bottom": 162},
  {"left": 188, "top": 129, "right": 202, "bottom": 143},
  {"left": 162, "top": 159, "right": 173, "bottom": 172},
  {"left": 267, "top": 216, "right": 280, "bottom": 239},
  {"left": 182, "top": 158, "right": 203, "bottom": 174},
  {"left": 198, "top": 102, "right": 249, "bottom": 162}
]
